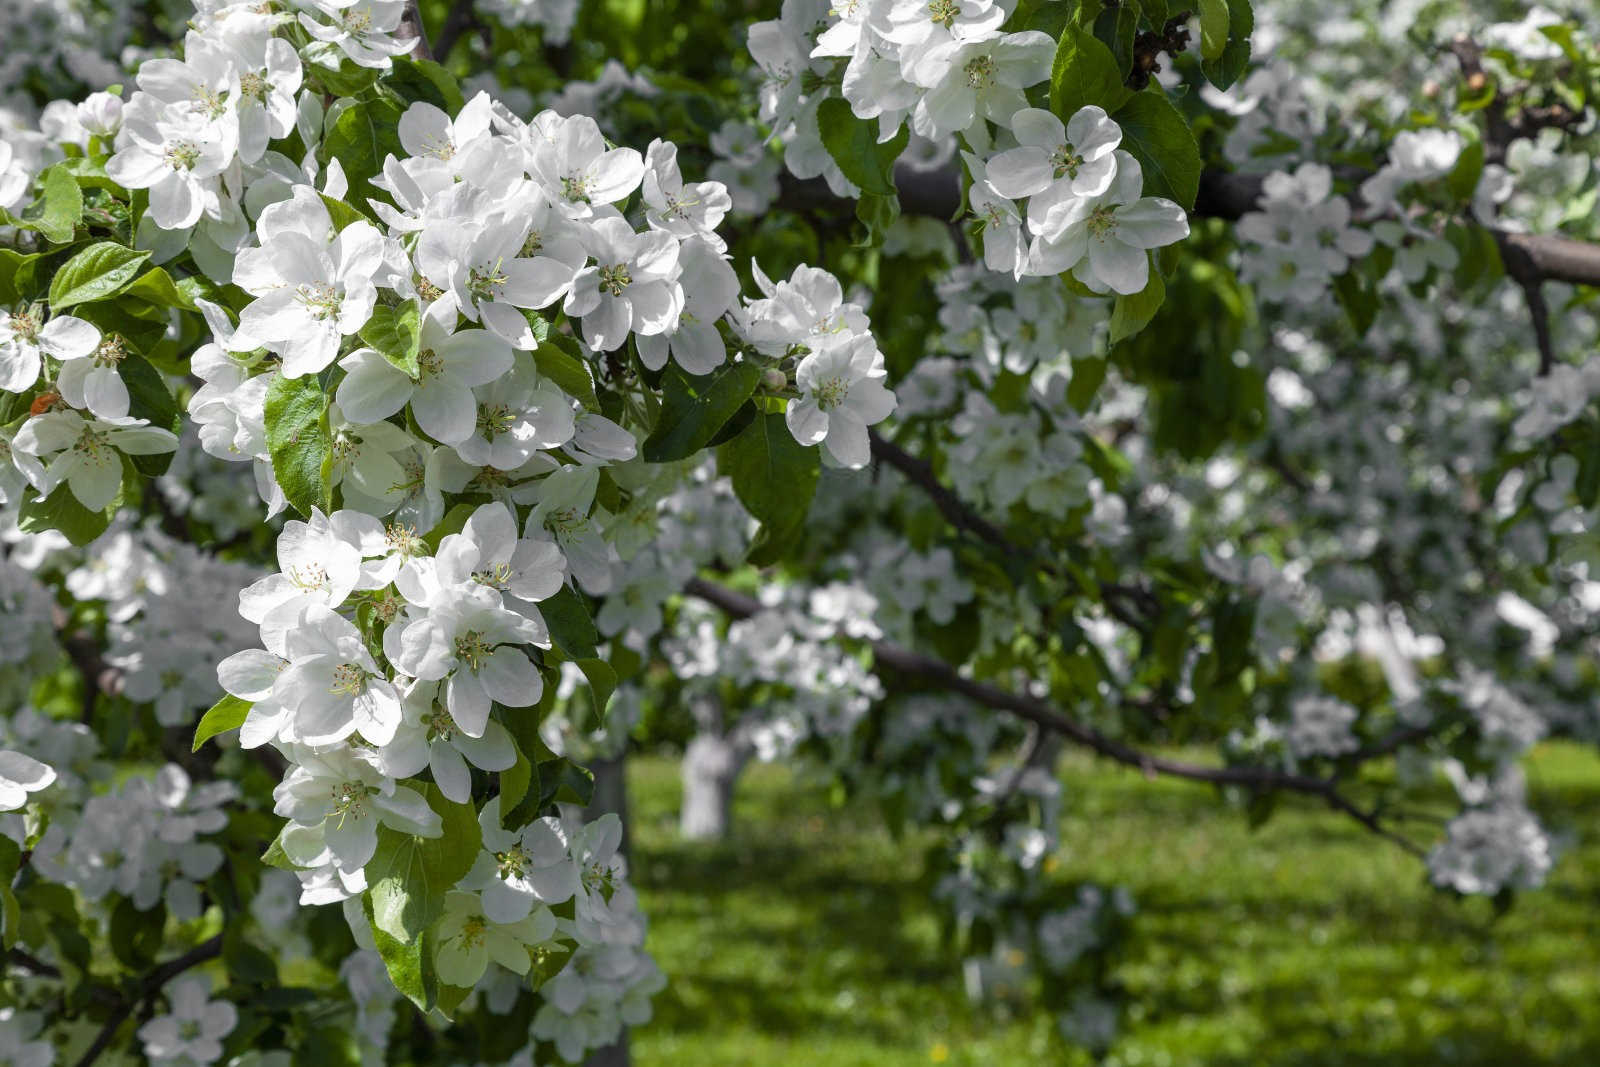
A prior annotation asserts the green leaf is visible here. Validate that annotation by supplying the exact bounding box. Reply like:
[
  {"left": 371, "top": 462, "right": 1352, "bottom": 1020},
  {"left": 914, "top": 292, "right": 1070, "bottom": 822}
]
[
  {"left": 264, "top": 374, "right": 334, "bottom": 517},
  {"left": 717, "top": 412, "right": 819, "bottom": 557},
  {"left": 1447, "top": 137, "right": 1486, "bottom": 202},
  {"left": 575, "top": 657, "right": 617, "bottom": 719},
  {"left": 0, "top": 250, "right": 42, "bottom": 304},
  {"left": 18, "top": 484, "right": 114, "bottom": 546},
  {"left": 320, "top": 191, "right": 372, "bottom": 233},
  {"left": 542, "top": 586, "right": 599, "bottom": 660},
  {"left": 366, "top": 784, "right": 481, "bottom": 943},
  {"left": 534, "top": 334, "right": 600, "bottom": 412},
  {"left": 1108, "top": 259, "right": 1166, "bottom": 342},
  {"left": 642, "top": 362, "right": 763, "bottom": 463},
  {"left": 363, "top": 894, "right": 439, "bottom": 1014},
  {"left": 193, "top": 694, "right": 252, "bottom": 751},
  {"left": 322, "top": 98, "right": 406, "bottom": 213},
  {"left": 1113, "top": 91, "right": 1202, "bottom": 209},
  {"left": 360, "top": 300, "right": 423, "bottom": 377},
  {"left": 1200, "top": 0, "right": 1253, "bottom": 90},
  {"left": 109, "top": 897, "right": 165, "bottom": 970},
  {"left": 14, "top": 165, "right": 82, "bottom": 244},
  {"left": 537, "top": 757, "right": 595, "bottom": 808},
  {"left": 1051, "top": 23, "right": 1131, "bottom": 118},
  {"left": 816, "top": 97, "right": 909, "bottom": 197},
  {"left": 1198, "top": 0, "right": 1230, "bottom": 60},
  {"left": 261, "top": 829, "right": 304, "bottom": 872},
  {"left": 47, "top": 243, "right": 151, "bottom": 310},
  {"left": 498, "top": 748, "right": 535, "bottom": 828},
  {"left": 386, "top": 56, "right": 465, "bottom": 113},
  {"left": 120, "top": 353, "right": 180, "bottom": 475},
  {"left": 122, "top": 267, "right": 199, "bottom": 312}
]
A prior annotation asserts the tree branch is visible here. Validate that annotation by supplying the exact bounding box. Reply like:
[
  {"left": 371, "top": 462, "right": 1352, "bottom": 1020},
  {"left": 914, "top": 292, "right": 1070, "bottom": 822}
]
[
  {"left": 867, "top": 430, "right": 1158, "bottom": 631},
  {"left": 684, "top": 575, "right": 1432, "bottom": 853},
  {"left": 433, "top": 1, "right": 480, "bottom": 61},
  {"left": 397, "top": 0, "right": 434, "bottom": 60},
  {"left": 52, "top": 606, "right": 122, "bottom": 723},
  {"left": 74, "top": 934, "right": 224, "bottom": 1067}
]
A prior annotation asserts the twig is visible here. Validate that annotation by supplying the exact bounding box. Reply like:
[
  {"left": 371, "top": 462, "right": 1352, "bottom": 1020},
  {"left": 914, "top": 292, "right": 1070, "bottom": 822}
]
[
  {"left": 686, "top": 575, "right": 1442, "bottom": 855},
  {"left": 433, "top": 1, "right": 480, "bottom": 61},
  {"left": 866, "top": 430, "right": 1158, "bottom": 631},
  {"left": 51, "top": 606, "right": 122, "bottom": 723},
  {"left": 1497, "top": 225, "right": 1557, "bottom": 376},
  {"left": 74, "top": 934, "right": 224, "bottom": 1067},
  {"left": 397, "top": 0, "right": 434, "bottom": 60}
]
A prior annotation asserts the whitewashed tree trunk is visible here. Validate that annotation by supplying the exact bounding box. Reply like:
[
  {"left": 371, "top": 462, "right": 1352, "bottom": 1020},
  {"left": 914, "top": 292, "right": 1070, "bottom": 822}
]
[{"left": 678, "top": 696, "right": 753, "bottom": 841}]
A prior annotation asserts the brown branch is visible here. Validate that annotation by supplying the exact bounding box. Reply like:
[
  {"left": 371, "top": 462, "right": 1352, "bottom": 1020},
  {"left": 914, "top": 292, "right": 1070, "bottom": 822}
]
[
  {"left": 684, "top": 575, "right": 1433, "bottom": 852},
  {"left": 74, "top": 934, "right": 224, "bottom": 1067},
  {"left": 433, "top": 1, "right": 480, "bottom": 61},
  {"left": 867, "top": 430, "right": 1157, "bottom": 631},
  {"left": 397, "top": 0, "right": 434, "bottom": 60},
  {"left": 51, "top": 606, "right": 122, "bottom": 723}
]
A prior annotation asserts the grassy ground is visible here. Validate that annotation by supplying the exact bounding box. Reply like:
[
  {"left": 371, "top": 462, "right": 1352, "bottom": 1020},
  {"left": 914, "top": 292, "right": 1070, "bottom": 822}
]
[{"left": 624, "top": 743, "right": 1600, "bottom": 1066}]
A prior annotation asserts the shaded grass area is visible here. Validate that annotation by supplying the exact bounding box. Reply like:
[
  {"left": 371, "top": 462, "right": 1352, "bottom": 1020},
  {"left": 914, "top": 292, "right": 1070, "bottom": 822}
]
[{"left": 626, "top": 743, "right": 1600, "bottom": 1066}]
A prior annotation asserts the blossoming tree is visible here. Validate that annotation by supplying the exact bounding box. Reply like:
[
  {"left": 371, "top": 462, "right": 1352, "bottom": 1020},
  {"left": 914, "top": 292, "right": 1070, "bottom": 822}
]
[{"left": 1, "top": 0, "right": 1597, "bottom": 1062}]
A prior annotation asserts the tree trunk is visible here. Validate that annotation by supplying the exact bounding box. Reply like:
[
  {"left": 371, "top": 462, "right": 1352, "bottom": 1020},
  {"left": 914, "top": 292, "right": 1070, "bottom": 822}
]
[
  {"left": 679, "top": 730, "right": 752, "bottom": 840},
  {"left": 584, "top": 754, "right": 631, "bottom": 858},
  {"left": 678, "top": 695, "right": 752, "bottom": 841}
]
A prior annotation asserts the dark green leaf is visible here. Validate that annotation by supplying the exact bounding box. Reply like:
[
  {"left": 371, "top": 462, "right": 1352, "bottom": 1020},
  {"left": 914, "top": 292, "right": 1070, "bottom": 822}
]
[
  {"left": 11, "top": 165, "right": 82, "bottom": 244},
  {"left": 120, "top": 354, "right": 180, "bottom": 475},
  {"left": 535, "top": 333, "right": 600, "bottom": 412},
  {"left": 1113, "top": 91, "right": 1202, "bottom": 209},
  {"left": 642, "top": 362, "right": 762, "bottom": 463},
  {"left": 575, "top": 657, "right": 617, "bottom": 719},
  {"left": 386, "top": 56, "right": 465, "bottom": 113},
  {"left": 1051, "top": 23, "right": 1131, "bottom": 118},
  {"left": 122, "top": 267, "right": 198, "bottom": 312},
  {"left": 360, "top": 300, "right": 423, "bottom": 377},
  {"left": 264, "top": 374, "right": 334, "bottom": 517},
  {"left": 48, "top": 242, "right": 151, "bottom": 310},
  {"left": 322, "top": 98, "right": 406, "bottom": 214},
  {"left": 717, "top": 412, "right": 819, "bottom": 556},
  {"left": 19, "top": 484, "right": 114, "bottom": 546},
  {"left": 1200, "top": 0, "right": 1253, "bottom": 90},
  {"left": 1198, "top": 0, "right": 1230, "bottom": 60},
  {"left": 1109, "top": 259, "right": 1165, "bottom": 342},
  {"left": 542, "top": 586, "right": 599, "bottom": 660},
  {"left": 366, "top": 784, "right": 481, "bottom": 943},
  {"left": 816, "top": 97, "right": 909, "bottom": 197}
]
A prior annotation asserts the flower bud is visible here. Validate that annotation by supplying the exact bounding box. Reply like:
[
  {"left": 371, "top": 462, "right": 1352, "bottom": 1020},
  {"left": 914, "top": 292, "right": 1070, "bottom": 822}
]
[
  {"left": 77, "top": 92, "right": 124, "bottom": 138},
  {"left": 761, "top": 368, "right": 788, "bottom": 392}
]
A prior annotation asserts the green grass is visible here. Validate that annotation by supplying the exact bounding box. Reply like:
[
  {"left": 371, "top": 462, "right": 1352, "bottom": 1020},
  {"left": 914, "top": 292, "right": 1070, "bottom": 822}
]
[{"left": 625, "top": 743, "right": 1600, "bottom": 1067}]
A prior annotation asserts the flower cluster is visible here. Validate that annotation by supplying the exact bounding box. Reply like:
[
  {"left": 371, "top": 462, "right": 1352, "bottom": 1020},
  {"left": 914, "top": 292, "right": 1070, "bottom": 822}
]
[{"left": 965, "top": 107, "right": 1190, "bottom": 292}]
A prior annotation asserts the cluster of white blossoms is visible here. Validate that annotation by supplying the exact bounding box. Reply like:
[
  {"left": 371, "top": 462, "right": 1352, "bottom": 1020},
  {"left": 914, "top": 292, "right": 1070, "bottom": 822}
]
[
  {"left": 964, "top": 107, "right": 1191, "bottom": 292},
  {"left": 0, "top": 304, "right": 180, "bottom": 510},
  {"left": 138, "top": 974, "right": 239, "bottom": 1066},
  {"left": 1428, "top": 802, "right": 1554, "bottom": 897},
  {"left": 928, "top": 264, "right": 1098, "bottom": 382},
  {"left": 478, "top": 0, "right": 581, "bottom": 45},
  {"left": 740, "top": 263, "right": 896, "bottom": 467},
  {"left": 1284, "top": 694, "right": 1360, "bottom": 760},
  {"left": 19, "top": 758, "right": 235, "bottom": 920},
  {"left": 0, "top": 557, "right": 61, "bottom": 710},
  {"left": 745, "top": 2, "right": 1191, "bottom": 291},
  {"left": 64, "top": 525, "right": 263, "bottom": 725},
  {"left": 665, "top": 592, "right": 884, "bottom": 762},
  {"left": 209, "top": 503, "right": 659, "bottom": 1054},
  {"left": 1236, "top": 162, "right": 1373, "bottom": 302}
]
